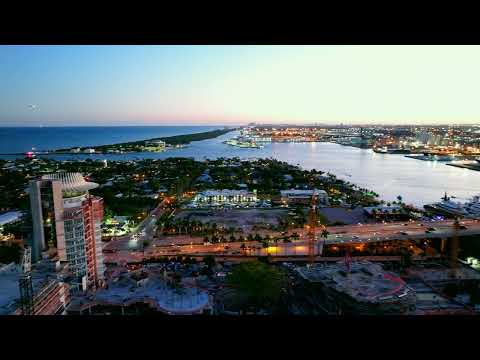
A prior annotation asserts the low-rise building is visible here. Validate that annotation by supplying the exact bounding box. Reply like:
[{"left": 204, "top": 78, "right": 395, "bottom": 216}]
[
  {"left": 0, "top": 211, "right": 23, "bottom": 234},
  {"left": 364, "top": 204, "right": 408, "bottom": 219},
  {"left": 280, "top": 189, "right": 329, "bottom": 206},
  {"left": 145, "top": 140, "right": 166, "bottom": 147},
  {"left": 192, "top": 190, "right": 257, "bottom": 206}
]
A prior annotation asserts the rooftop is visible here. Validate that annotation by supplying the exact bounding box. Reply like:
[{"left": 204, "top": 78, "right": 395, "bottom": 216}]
[
  {"left": 0, "top": 211, "right": 23, "bottom": 227},
  {"left": 196, "top": 189, "right": 256, "bottom": 197},
  {"left": 297, "top": 261, "right": 413, "bottom": 304},
  {"left": 82, "top": 270, "right": 210, "bottom": 315},
  {"left": 42, "top": 172, "right": 98, "bottom": 192},
  {"left": 281, "top": 189, "right": 328, "bottom": 196},
  {"left": 0, "top": 260, "right": 62, "bottom": 315}
]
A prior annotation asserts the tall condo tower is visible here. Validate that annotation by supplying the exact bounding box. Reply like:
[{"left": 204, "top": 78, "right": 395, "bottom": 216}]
[{"left": 29, "top": 173, "right": 105, "bottom": 291}]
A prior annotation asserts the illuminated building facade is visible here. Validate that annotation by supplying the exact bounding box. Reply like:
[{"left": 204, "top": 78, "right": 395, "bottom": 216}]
[{"left": 29, "top": 173, "right": 105, "bottom": 291}]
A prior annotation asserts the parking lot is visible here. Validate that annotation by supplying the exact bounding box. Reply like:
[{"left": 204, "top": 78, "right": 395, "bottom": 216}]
[{"left": 175, "top": 208, "right": 289, "bottom": 233}]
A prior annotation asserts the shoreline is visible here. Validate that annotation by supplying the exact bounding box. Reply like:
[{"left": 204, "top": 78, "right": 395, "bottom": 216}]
[
  {"left": 446, "top": 163, "right": 480, "bottom": 172},
  {"left": 0, "top": 128, "right": 235, "bottom": 156}
]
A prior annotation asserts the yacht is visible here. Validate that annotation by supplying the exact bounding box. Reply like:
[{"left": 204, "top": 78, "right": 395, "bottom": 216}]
[
  {"left": 465, "top": 195, "right": 480, "bottom": 219},
  {"left": 424, "top": 193, "right": 470, "bottom": 217}
]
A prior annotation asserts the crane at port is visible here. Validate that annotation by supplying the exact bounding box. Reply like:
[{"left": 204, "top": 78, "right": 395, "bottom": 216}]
[{"left": 18, "top": 247, "right": 34, "bottom": 315}]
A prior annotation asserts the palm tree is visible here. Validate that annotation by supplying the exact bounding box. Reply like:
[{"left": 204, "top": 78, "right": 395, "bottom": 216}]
[{"left": 320, "top": 227, "right": 330, "bottom": 256}]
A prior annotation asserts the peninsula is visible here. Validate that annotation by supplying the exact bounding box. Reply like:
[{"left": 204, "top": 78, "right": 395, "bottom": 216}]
[{"left": 2, "top": 128, "right": 234, "bottom": 155}]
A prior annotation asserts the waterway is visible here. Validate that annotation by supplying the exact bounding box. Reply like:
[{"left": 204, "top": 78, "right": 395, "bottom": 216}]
[{"left": 2, "top": 130, "right": 479, "bottom": 207}]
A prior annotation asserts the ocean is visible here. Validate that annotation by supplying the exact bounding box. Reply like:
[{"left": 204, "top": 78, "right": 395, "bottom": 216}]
[{"left": 0, "top": 126, "right": 223, "bottom": 153}]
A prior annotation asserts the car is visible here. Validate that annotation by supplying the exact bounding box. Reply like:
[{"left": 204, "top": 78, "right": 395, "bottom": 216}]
[
  {"left": 352, "top": 235, "right": 360, "bottom": 239},
  {"left": 403, "top": 223, "right": 409, "bottom": 226},
  {"left": 458, "top": 225, "right": 468, "bottom": 230},
  {"left": 427, "top": 227, "right": 436, "bottom": 231},
  {"left": 399, "top": 231, "right": 408, "bottom": 235}
]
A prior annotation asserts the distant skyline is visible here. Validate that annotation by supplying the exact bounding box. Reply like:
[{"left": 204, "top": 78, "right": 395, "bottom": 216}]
[{"left": 2, "top": 45, "right": 480, "bottom": 126}]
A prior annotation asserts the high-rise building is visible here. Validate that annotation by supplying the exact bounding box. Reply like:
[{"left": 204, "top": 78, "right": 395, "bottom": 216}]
[{"left": 29, "top": 173, "right": 105, "bottom": 291}]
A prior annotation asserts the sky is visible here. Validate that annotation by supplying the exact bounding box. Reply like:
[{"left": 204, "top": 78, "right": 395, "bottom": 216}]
[{"left": 1, "top": 45, "right": 480, "bottom": 126}]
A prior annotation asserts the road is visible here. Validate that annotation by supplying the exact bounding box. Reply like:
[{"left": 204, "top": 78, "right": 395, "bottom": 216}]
[
  {"left": 103, "top": 197, "right": 171, "bottom": 253},
  {"left": 104, "top": 218, "right": 480, "bottom": 263}
]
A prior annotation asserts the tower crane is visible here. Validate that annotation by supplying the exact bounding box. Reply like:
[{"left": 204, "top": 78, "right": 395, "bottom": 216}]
[
  {"left": 307, "top": 191, "right": 318, "bottom": 264},
  {"left": 307, "top": 190, "right": 328, "bottom": 263},
  {"left": 449, "top": 218, "right": 460, "bottom": 278},
  {"left": 18, "top": 247, "right": 34, "bottom": 315}
]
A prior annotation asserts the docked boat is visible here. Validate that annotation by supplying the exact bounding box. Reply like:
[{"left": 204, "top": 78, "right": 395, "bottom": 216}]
[
  {"left": 424, "top": 193, "right": 470, "bottom": 217},
  {"left": 223, "top": 138, "right": 263, "bottom": 148},
  {"left": 373, "top": 146, "right": 411, "bottom": 154},
  {"left": 465, "top": 195, "right": 480, "bottom": 219}
]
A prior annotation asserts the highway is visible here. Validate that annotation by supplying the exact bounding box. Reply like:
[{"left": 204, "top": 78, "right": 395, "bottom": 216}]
[{"left": 103, "top": 218, "right": 480, "bottom": 264}]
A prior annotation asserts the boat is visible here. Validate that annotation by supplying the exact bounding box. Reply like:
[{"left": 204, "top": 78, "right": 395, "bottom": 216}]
[
  {"left": 424, "top": 193, "right": 470, "bottom": 217},
  {"left": 373, "top": 146, "right": 411, "bottom": 154},
  {"left": 223, "top": 138, "right": 263, "bottom": 149},
  {"left": 464, "top": 195, "right": 480, "bottom": 219}
]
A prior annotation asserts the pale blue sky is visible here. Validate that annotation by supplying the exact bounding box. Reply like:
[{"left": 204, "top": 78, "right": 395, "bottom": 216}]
[{"left": 1, "top": 45, "right": 480, "bottom": 126}]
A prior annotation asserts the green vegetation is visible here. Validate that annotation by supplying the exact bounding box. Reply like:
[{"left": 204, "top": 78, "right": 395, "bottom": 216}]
[
  {"left": 0, "top": 244, "right": 22, "bottom": 264},
  {"left": 226, "top": 261, "right": 287, "bottom": 313},
  {"left": 56, "top": 128, "right": 233, "bottom": 153}
]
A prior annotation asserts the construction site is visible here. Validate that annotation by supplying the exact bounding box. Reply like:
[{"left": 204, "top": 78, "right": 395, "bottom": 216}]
[
  {"left": 67, "top": 264, "right": 211, "bottom": 315},
  {"left": 294, "top": 260, "right": 416, "bottom": 314},
  {"left": 0, "top": 250, "right": 71, "bottom": 316}
]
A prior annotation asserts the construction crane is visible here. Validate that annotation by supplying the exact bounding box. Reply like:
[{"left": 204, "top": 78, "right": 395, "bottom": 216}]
[
  {"left": 307, "top": 191, "right": 318, "bottom": 264},
  {"left": 307, "top": 190, "right": 329, "bottom": 263},
  {"left": 449, "top": 218, "right": 460, "bottom": 278},
  {"left": 18, "top": 247, "right": 34, "bottom": 315}
]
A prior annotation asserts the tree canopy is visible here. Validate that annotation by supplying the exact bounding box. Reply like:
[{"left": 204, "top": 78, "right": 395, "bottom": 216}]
[{"left": 226, "top": 261, "right": 287, "bottom": 311}]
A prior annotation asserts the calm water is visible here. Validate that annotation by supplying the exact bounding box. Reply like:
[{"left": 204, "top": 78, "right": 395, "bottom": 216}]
[
  {"left": 1, "top": 128, "right": 479, "bottom": 206},
  {"left": 0, "top": 126, "right": 222, "bottom": 153}
]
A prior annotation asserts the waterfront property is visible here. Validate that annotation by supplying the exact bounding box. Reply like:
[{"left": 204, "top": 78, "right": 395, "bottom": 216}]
[
  {"left": 192, "top": 190, "right": 258, "bottom": 207},
  {"left": 280, "top": 189, "right": 329, "bottom": 206}
]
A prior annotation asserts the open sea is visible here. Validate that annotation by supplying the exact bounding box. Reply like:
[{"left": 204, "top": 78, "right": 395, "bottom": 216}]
[
  {"left": 1, "top": 126, "right": 479, "bottom": 207},
  {"left": 0, "top": 126, "right": 223, "bottom": 153}
]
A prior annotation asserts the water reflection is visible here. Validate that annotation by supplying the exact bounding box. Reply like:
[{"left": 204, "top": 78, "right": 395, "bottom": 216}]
[{"left": 5, "top": 131, "right": 479, "bottom": 206}]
